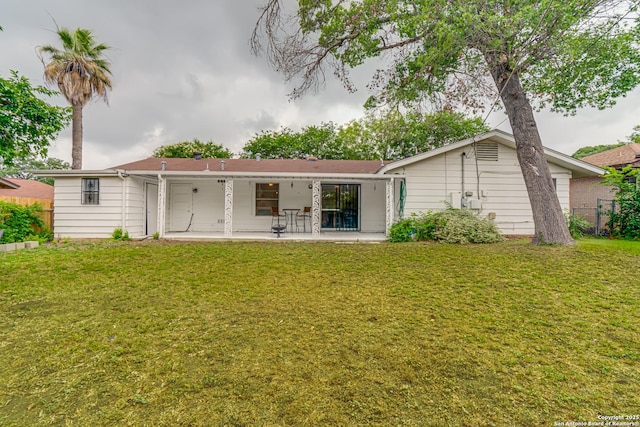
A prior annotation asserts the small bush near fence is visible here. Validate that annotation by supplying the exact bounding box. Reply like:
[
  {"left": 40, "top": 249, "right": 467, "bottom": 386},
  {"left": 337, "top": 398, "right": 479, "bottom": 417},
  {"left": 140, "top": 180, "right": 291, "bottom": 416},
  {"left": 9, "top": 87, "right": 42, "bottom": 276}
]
[
  {"left": 602, "top": 165, "right": 640, "bottom": 240},
  {"left": 389, "top": 209, "right": 504, "bottom": 243},
  {"left": 565, "top": 210, "right": 594, "bottom": 239},
  {"left": 0, "top": 201, "right": 53, "bottom": 243}
]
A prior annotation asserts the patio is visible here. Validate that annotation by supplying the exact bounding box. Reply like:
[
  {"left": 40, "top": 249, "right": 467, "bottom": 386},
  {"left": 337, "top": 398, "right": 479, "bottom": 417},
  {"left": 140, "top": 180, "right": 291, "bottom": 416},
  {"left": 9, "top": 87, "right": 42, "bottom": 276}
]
[{"left": 163, "top": 231, "right": 388, "bottom": 242}]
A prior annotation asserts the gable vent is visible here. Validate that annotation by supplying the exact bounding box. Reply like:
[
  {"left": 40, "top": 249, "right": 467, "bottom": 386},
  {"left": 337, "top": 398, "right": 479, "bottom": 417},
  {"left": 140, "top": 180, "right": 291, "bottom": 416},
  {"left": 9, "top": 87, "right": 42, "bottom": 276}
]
[{"left": 475, "top": 143, "right": 499, "bottom": 161}]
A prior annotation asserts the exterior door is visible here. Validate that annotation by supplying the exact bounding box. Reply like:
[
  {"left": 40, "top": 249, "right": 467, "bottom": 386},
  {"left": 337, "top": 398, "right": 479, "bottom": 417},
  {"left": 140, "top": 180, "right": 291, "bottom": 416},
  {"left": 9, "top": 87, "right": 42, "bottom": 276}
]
[
  {"left": 146, "top": 183, "right": 158, "bottom": 235},
  {"left": 321, "top": 184, "right": 360, "bottom": 230},
  {"left": 169, "top": 183, "right": 193, "bottom": 231}
]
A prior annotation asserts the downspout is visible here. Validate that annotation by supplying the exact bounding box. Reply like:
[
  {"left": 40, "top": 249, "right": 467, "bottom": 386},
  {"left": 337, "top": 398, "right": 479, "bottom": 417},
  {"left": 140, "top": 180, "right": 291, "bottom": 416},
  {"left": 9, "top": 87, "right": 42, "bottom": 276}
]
[{"left": 117, "top": 170, "right": 127, "bottom": 232}]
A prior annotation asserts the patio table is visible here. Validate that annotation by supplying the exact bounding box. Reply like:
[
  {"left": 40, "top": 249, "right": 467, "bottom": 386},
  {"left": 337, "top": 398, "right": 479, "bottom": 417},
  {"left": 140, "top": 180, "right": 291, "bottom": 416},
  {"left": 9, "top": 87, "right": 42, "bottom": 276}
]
[{"left": 282, "top": 208, "right": 300, "bottom": 233}]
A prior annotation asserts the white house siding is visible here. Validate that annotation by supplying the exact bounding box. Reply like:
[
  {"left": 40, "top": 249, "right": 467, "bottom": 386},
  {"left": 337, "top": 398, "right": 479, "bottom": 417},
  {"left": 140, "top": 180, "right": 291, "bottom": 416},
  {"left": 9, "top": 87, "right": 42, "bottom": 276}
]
[
  {"left": 397, "top": 143, "right": 573, "bottom": 235},
  {"left": 53, "top": 177, "right": 124, "bottom": 238},
  {"left": 124, "top": 177, "right": 146, "bottom": 237},
  {"left": 233, "top": 180, "right": 260, "bottom": 231},
  {"left": 188, "top": 180, "right": 226, "bottom": 232},
  {"left": 160, "top": 178, "right": 387, "bottom": 233},
  {"left": 359, "top": 181, "right": 386, "bottom": 232}
]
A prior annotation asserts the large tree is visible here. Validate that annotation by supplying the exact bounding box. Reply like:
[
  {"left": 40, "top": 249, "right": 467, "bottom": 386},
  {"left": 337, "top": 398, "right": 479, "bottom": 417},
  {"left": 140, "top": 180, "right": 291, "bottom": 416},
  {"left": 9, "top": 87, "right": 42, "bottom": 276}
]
[
  {"left": 1, "top": 71, "right": 71, "bottom": 165},
  {"left": 38, "top": 27, "right": 112, "bottom": 170},
  {"left": 152, "top": 139, "right": 234, "bottom": 158},
  {"left": 241, "top": 111, "right": 488, "bottom": 159},
  {"left": 340, "top": 110, "right": 489, "bottom": 159},
  {"left": 252, "top": 0, "right": 640, "bottom": 244},
  {"left": 241, "top": 122, "right": 346, "bottom": 159}
]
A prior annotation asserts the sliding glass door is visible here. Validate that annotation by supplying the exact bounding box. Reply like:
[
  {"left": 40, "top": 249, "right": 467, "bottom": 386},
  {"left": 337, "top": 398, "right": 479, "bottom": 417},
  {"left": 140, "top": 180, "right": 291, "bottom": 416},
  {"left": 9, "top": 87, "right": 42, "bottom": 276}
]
[{"left": 321, "top": 184, "right": 360, "bottom": 230}]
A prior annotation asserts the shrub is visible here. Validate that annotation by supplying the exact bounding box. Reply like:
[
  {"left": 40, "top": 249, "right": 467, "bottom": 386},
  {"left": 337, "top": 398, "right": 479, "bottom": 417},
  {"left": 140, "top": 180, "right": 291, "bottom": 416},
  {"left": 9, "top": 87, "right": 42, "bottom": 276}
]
[
  {"left": 0, "top": 201, "right": 50, "bottom": 243},
  {"left": 565, "top": 210, "right": 593, "bottom": 239},
  {"left": 388, "top": 212, "right": 437, "bottom": 242},
  {"left": 432, "top": 209, "right": 504, "bottom": 244},
  {"left": 602, "top": 165, "right": 640, "bottom": 240},
  {"left": 389, "top": 208, "right": 503, "bottom": 244},
  {"left": 112, "top": 228, "right": 131, "bottom": 241}
]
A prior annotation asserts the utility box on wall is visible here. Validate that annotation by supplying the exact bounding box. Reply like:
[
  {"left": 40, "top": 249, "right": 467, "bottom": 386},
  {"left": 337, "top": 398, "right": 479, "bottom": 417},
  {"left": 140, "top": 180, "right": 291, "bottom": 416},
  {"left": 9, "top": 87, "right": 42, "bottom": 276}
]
[
  {"left": 469, "top": 199, "right": 482, "bottom": 210},
  {"left": 449, "top": 192, "right": 462, "bottom": 209}
]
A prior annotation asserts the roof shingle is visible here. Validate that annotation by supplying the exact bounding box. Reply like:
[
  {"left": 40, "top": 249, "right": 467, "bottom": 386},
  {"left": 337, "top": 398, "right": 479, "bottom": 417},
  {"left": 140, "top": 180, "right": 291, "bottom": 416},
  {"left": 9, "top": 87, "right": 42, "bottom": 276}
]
[
  {"left": 0, "top": 178, "right": 54, "bottom": 199},
  {"left": 581, "top": 144, "right": 640, "bottom": 168}
]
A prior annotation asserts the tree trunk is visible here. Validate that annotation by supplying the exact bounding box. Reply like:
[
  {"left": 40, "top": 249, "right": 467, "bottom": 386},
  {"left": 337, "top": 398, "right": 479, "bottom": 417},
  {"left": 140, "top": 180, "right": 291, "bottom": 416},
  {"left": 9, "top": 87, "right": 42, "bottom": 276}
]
[
  {"left": 71, "top": 104, "right": 83, "bottom": 170},
  {"left": 486, "top": 56, "right": 575, "bottom": 245}
]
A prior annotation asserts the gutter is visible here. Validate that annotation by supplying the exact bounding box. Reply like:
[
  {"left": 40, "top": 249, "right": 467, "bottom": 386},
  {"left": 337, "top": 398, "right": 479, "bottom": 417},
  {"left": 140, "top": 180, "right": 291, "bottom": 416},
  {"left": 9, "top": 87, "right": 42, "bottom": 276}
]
[
  {"left": 30, "top": 169, "right": 397, "bottom": 180},
  {"left": 117, "top": 170, "right": 398, "bottom": 181},
  {"left": 30, "top": 169, "right": 120, "bottom": 178}
]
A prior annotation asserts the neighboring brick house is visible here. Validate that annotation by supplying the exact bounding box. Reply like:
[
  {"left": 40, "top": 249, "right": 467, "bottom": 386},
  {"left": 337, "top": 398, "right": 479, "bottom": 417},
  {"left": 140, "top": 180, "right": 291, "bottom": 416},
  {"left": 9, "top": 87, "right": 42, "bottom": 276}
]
[
  {"left": 571, "top": 143, "right": 640, "bottom": 232},
  {"left": 0, "top": 178, "right": 55, "bottom": 230}
]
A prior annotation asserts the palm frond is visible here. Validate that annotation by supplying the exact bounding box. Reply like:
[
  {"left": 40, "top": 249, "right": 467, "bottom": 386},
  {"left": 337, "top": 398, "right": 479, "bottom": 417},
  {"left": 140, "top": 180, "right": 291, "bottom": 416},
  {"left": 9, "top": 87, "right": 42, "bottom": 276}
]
[{"left": 39, "top": 26, "right": 112, "bottom": 107}]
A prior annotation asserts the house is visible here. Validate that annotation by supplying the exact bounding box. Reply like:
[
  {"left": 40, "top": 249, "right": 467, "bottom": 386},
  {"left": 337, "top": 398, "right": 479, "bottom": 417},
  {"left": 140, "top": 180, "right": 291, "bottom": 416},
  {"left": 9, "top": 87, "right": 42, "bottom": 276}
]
[
  {"left": 570, "top": 144, "right": 640, "bottom": 232},
  {"left": 36, "top": 130, "right": 604, "bottom": 240},
  {"left": 381, "top": 130, "right": 605, "bottom": 235},
  {"left": 580, "top": 143, "right": 640, "bottom": 169},
  {"left": 0, "top": 178, "right": 55, "bottom": 200},
  {"left": 0, "top": 178, "right": 55, "bottom": 230},
  {"left": 0, "top": 177, "right": 21, "bottom": 190}
]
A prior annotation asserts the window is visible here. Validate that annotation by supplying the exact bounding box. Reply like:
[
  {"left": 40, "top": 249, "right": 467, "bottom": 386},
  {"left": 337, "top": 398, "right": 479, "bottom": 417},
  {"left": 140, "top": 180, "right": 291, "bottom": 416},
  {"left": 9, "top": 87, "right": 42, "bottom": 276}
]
[
  {"left": 255, "top": 183, "right": 279, "bottom": 216},
  {"left": 82, "top": 178, "right": 100, "bottom": 205}
]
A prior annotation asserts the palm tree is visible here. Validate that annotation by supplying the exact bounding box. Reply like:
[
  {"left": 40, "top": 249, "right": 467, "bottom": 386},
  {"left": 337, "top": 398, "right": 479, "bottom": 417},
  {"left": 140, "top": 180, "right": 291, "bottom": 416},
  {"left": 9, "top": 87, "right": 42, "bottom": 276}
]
[{"left": 39, "top": 27, "right": 112, "bottom": 169}]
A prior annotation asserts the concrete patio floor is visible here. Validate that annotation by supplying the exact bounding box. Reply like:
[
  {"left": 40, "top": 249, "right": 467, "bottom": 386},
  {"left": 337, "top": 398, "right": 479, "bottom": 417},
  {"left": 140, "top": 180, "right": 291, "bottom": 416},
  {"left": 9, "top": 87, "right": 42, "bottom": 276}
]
[{"left": 163, "top": 231, "right": 388, "bottom": 242}]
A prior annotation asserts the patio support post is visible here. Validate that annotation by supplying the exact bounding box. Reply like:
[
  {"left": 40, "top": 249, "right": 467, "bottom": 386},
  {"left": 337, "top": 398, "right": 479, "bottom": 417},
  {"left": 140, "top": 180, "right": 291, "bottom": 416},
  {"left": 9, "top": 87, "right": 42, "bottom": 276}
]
[
  {"left": 117, "top": 170, "right": 127, "bottom": 232},
  {"left": 157, "top": 175, "right": 166, "bottom": 237},
  {"left": 386, "top": 178, "right": 394, "bottom": 236},
  {"left": 224, "top": 179, "right": 233, "bottom": 237},
  {"left": 312, "top": 179, "right": 321, "bottom": 237}
]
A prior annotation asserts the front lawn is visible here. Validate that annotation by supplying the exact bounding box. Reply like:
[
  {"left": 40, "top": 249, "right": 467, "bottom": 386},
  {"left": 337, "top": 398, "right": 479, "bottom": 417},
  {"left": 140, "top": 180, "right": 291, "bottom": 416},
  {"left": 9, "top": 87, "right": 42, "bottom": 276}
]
[{"left": 1, "top": 239, "right": 638, "bottom": 426}]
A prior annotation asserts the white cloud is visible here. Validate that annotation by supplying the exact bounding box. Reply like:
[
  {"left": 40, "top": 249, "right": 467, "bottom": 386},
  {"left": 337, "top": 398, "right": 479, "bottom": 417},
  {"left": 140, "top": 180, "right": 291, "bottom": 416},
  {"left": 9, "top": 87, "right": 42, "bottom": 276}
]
[{"left": 2, "top": 0, "right": 640, "bottom": 170}]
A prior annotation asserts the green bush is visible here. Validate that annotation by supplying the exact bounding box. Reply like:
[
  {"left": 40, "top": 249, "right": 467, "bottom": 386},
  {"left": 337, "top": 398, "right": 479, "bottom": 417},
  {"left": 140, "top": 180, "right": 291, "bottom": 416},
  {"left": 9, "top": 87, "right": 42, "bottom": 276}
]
[
  {"left": 389, "top": 208, "right": 504, "bottom": 244},
  {"left": 564, "top": 210, "right": 593, "bottom": 239},
  {"left": 433, "top": 209, "right": 504, "bottom": 243},
  {"left": 0, "top": 201, "right": 51, "bottom": 243},
  {"left": 602, "top": 165, "right": 640, "bottom": 240},
  {"left": 388, "top": 212, "right": 436, "bottom": 242},
  {"left": 112, "top": 228, "right": 131, "bottom": 241}
]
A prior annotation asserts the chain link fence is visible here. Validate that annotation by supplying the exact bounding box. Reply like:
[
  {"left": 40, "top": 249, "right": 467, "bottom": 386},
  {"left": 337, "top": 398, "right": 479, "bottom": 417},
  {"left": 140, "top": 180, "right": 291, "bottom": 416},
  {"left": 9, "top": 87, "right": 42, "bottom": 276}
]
[{"left": 571, "top": 198, "right": 616, "bottom": 236}]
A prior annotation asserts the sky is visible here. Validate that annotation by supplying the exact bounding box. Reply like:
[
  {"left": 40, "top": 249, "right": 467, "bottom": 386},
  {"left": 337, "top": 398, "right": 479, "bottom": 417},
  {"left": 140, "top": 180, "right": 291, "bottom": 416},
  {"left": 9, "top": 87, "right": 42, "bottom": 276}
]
[{"left": 2, "top": 1, "right": 640, "bottom": 170}]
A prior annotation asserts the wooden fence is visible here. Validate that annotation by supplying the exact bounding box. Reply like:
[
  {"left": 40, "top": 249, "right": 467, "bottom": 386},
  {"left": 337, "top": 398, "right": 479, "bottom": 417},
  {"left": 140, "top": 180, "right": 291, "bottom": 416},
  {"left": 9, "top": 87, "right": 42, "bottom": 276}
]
[{"left": 0, "top": 197, "right": 54, "bottom": 230}]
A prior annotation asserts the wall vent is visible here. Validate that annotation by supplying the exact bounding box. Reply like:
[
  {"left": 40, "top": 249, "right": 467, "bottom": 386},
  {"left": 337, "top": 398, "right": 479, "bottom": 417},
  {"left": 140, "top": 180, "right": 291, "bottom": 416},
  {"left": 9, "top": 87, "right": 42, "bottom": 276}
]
[{"left": 475, "top": 143, "right": 499, "bottom": 161}]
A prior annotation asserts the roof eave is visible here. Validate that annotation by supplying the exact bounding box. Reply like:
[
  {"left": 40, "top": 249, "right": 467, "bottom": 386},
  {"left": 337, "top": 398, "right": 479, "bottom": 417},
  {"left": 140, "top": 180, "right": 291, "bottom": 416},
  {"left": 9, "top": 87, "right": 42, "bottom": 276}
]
[
  {"left": 378, "top": 129, "right": 515, "bottom": 174},
  {"left": 31, "top": 169, "right": 395, "bottom": 180},
  {"left": 0, "top": 177, "right": 20, "bottom": 189},
  {"left": 128, "top": 170, "right": 393, "bottom": 180},
  {"left": 30, "top": 170, "right": 120, "bottom": 178},
  {"left": 379, "top": 129, "right": 606, "bottom": 177}
]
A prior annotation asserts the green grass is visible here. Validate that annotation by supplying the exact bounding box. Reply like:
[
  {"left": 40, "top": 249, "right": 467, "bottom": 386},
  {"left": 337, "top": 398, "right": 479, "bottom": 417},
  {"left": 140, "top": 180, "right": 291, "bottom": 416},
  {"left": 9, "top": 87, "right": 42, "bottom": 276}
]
[{"left": 1, "top": 238, "right": 639, "bottom": 426}]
